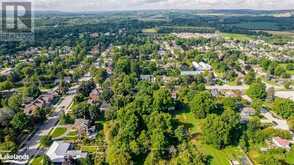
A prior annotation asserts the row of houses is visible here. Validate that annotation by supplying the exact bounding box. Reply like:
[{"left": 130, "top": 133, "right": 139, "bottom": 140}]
[
  {"left": 180, "top": 61, "right": 212, "bottom": 76},
  {"left": 24, "top": 92, "right": 58, "bottom": 115}
]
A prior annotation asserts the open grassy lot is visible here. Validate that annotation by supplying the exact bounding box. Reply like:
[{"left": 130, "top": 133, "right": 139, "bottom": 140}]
[
  {"left": 248, "top": 145, "right": 294, "bottom": 164},
  {"left": 279, "top": 63, "right": 294, "bottom": 75},
  {"left": 286, "top": 148, "right": 294, "bottom": 164},
  {"left": 50, "top": 127, "right": 67, "bottom": 138},
  {"left": 175, "top": 109, "right": 202, "bottom": 134},
  {"left": 142, "top": 28, "right": 158, "bottom": 33},
  {"left": 175, "top": 109, "right": 246, "bottom": 165},
  {"left": 30, "top": 156, "right": 43, "bottom": 165},
  {"left": 197, "top": 144, "right": 245, "bottom": 165},
  {"left": 222, "top": 33, "right": 255, "bottom": 41},
  {"left": 232, "top": 22, "right": 280, "bottom": 31},
  {"left": 265, "top": 31, "right": 294, "bottom": 38},
  {"left": 0, "top": 141, "right": 15, "bottom": 152},
  {"left": 80, "top": 146, "right": 98, "bottom": 153},
  {"left": 248, "top": 148, "right": 262, "bottom": 164},
  {"left": 62, "top": 130, "right": 78, "bottom": 141}
]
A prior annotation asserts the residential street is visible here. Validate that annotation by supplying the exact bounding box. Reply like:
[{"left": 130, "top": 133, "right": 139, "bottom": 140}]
[
  {"left": 206, "top": 85, "right": 294, "bottom": 101},
  {"left": 17, "top": 95, "right": 74, "bottom": 163},
  {"left": 16, "top": 74, "right": 88, "bottom": 163}
]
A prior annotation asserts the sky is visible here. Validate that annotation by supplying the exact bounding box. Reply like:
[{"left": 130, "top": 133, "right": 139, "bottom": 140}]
[{"left": 30, "top": 0, "right": 294, "bottom": 11}]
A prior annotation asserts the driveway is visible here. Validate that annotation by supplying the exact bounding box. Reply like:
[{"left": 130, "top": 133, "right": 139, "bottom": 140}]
[
  {"left": 261, "top": 110, "right": 290, "bottom": 131},
  {"left": 275, "top": 91, "right": 294, "bottom": 101}
]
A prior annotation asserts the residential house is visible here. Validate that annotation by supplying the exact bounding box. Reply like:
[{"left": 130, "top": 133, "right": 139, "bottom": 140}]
[
  {"left": 100, "top": 101, "right": 110, "bottom": 112},
  {"left": 0, "top": 68, "right": 12, "bottom": 76},
  {"left": 272, "top": 137, "right": 291, "bottom": 150},
  {"left": 74, "top": 119, "right": 96, "bottom": 139},
  {"left": 46, "top": 141, "right": 87, "bottom": 163},
  {"left": 171, "top": 91, "right": 177, "bottom": 100},
  {"left": 180, "top": 71, "right": 202, "bottom": 76},
  {"left": 24, "top": 92, "right": 57, "bottom": 115},
  {"left": 140, "top": 75, "right": 155, "bottom": 82},
  {"left": 89, "top": 89, "right": 100, "bottom": 103},
  {"left": 192, "top": 61, "right": 212, "bottom": 71},
  {"left": 54, "top": 76, "right": 72, "bottom": 85},
  {"left": 240, "top": 107, "right": 256, "bottom": 124}
]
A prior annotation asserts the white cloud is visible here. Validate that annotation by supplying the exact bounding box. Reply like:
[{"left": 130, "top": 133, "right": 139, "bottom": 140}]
[{"left": 31, "top": 0, "right": 294, "bottom": 11}]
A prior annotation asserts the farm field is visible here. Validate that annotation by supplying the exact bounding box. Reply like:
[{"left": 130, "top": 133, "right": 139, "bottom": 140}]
[{"left": 222, "top": 33, "right": 255, "bottom": 41}]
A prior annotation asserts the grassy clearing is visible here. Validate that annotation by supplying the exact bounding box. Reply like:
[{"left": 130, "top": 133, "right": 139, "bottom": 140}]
[
  {"left": 265, "top": 31, "right": 294, "bottom": 38},
  {"left": 279, "top": 64, "right": 294, "bottom": 75},
  {"left": 286, "top": 148, "right": 294, "bottom": 164},
  {"left": 248, "top": 148, "right": 261, "bottom": 165},
  {"left": 195, "top": 141, "right": 245, "bottom": 165},
  {"left": 176, "top": 109, "right": 246, "bottom": 165},
  {"left": 30, "top": 156, "right": 43, "bottom": 165},
  {"left": 80, "top": 146, "right": 98, "bottom": 153},
  {"left": 67, "top": 130, "right": 77, "bottom": 136},
  {"left": 198, "top": 144, "right": 230, "bottom": 165},
  {"left": 50, "top": 127, "right": 67, "bottom": 138},
  {"left": 222, "top": 33, "right": 254, "bottom": 41},
  {"left": 63, "top": 130, "right": 78, "bottom": 141},
  {"left": 175, "top": 110, "right": 202, "bottom": 134},
  {"left": 142, "top": 28, "right": 158, "bottom": 33}
]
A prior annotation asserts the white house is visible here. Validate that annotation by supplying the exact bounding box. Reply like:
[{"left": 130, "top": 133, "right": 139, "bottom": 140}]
[
  {"left": 46, "top": 141, "right": 87, "bottom": 163},
  {"left": 180, "top": 71, "right": 202, "bottom": 76},
  {"left": 192, "top": 62, "right": 212, "bottom": 71}
]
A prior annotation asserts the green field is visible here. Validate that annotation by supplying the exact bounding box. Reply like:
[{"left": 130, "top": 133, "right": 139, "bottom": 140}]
[
  {"left": 286, "top": 148, "right": 294, "bottom": 164},
  {"left": 222, "top": 33, "right": 255, "bottom": 41},
  {"left": 176, "top": 110, "right": 202, "bottom": 134},
  {"left": 30, "top": 156, "right": 43, "bottom": 165},
  {"left": 232, "top": 22, "right": 280, "bottom": 31},
  {"left": 142, "top": 28, "right": 158, "bottom": 33},
  {"left": 197, "top": 144, "right": 245, "bottom": 165},
  {"left": 175, "top": 110, "right": 246, "bottom": 165},
  {"left": 50, "top": 127, "right": 67, "bottom": 138},
  {"left": 279, "top": 64, "right": 294, "bottom": 75},
  {"left": 80, "top": 146, "right": 98, "bottom": 153}
]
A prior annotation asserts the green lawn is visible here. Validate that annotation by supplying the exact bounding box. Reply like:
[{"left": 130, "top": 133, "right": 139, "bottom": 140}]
[
  {"left": 0, "top": 141, "right": 15, "bottom": 152},
  {"left": 176, "top": 109, "right": 246, "bottom": 165},
  {"left": 50, "top": 127, "right": 67, "bottom": 138},
  {"left": 67, "top": 130, "right": 77, "bottom": 136},
  {"left": 80, "top": 146, "right": 98, "bottom": 153},
  {"left": 63, "top": 130, "right": 78, "bottom": 141},
  {"left": 286, "top": 148, "right": 294, "bottom": 164},
  {"left": 195, "top": 143, "right": 246, "bottom": 165},
  {"left": 222, "top": 33, "right": 254, "bottom": 41},
  {"left": 142, "top": 28, "right": 158, "bottom": 33},
  {"left": 279, "top": 64, "right": 294, "bottom": 75},
  {"left": 175, "top": 110, "right": 202, "bottom": 134},
  {"left": 199, "top": 144, "right": 230, "bottom": 165},
  {"left": 30, "top": 156, "right": 43, "bottom": 165}
]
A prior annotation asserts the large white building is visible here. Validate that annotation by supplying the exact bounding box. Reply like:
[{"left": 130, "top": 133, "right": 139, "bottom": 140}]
[
  {"left": 192, "top": 61, "right": 212, "bottom": 71},
  {"left": 46, "top": 141, "right": 87, "bottom": 163}
]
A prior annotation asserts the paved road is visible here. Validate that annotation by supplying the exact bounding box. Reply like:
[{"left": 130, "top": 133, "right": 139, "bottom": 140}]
[
  {"left": 17, "top": 95, "right": 74, "bottom": 162},
  {"left": 206, "top": 85, "right": 248, "bottom": 91},
  {"left": 16, "top": 74, "right": 90, "bottom": 163}
]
